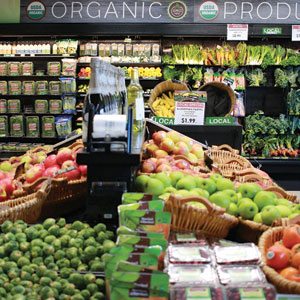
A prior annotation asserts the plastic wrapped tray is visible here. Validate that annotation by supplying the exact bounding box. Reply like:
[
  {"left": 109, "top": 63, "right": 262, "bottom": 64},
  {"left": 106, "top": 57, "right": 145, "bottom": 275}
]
[{"left": 170, "top": 285, "right": 224, "bottom": 300}]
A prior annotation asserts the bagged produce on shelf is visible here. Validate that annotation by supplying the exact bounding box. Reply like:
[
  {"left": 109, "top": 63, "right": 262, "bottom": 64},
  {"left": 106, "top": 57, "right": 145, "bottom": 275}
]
[
  {"left": 8, "top": 81, "right": 21, "bottom": 95},
  {"left": 49, "top": 81, "right": 61, "bottom": 95},
  {"left": 62, "top": 95, "right": 76, "bottom": 114},
  {"left": 0, "top": 62, "right": 7, "bottom": 76},
  {"left": 10, "top": 115, "right": 24, "bottom": 137},
  {"left": 233, "top": 92, "right": 245, "bottom": 117},
  {"left": 7, "top": 99, "right": 21, "bottom": 113},
  {"left": 21, "top": 61, "right": 33, "bottom": 75},
  {"left": 22, "top": 80, "right": 35, "bottom": 95},
  {"left": 49, "top": 99, "right": 63, "bottom": 114},
  {"left": 26, "top": 116, "right": 40, "bottom": 138},
  {"left": 61, "top": 58, "right": 77, "bottom": 77},
  {"left": 60, "top": 77, "right": 76, "bottom": 94},
  {"left": 0, "top": 81, "right": 7, "bottom": 95},
  {"left": 7, "top": 61, "right": 20, "bottom": 76},
  {"left": 204, "top": 68, "right": 214, "bottom": 84},
  {"left": 235, "top": 71, "right": 246, "bottom": 90},
  {"left": 42, "top": 116, "right": 55, "bottom": 138},
  {"left": 35, "top": 99, "right": 48, "bottom": 113},
  {"left": 55, "top": 115, "right": 72, "bottom": 137},
  {"left": 56, "top": 39, "right": 78, "bottom": 54},
  {"left": 0, "top": 99, "right": 7, "bottom": 113},
  {"left": 0, "top": 116, "right": 8, "bottom": 137},
  {"left": 47, "top": 61, "right": 61, "bottom": 76},
  {"left": 36, "top": 80, "right": 48, "bottom": 95}
]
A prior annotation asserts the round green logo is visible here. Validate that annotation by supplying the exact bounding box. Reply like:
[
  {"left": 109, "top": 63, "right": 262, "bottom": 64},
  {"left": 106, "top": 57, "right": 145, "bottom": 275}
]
[
  {"left": 199, "top": 1, "right": 219, "bottom": 21},
  {"left": 27, "top": 1, "right": 46, "bottom": 20}
]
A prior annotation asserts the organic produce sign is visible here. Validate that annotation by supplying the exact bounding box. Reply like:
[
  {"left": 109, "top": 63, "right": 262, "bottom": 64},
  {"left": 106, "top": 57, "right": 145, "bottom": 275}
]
[
  {"left": 227, "top": 24, "right": 249, "bottom": 41},
  {"left": 15, "top": 0, "right": 300, "bottom": 24}
]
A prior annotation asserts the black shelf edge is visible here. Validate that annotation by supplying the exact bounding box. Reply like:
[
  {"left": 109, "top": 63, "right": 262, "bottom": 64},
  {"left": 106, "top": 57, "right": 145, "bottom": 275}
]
[
  {"left": 0, "top": 75, "right": 75, "bottom": 79},
  {"left": 78, "top": 62, "right": 161, "bottom": 67},
  {"left": 0, "top": 136, "right": 63, "bottom": 142},
  {"left": 0, "top": 94, "right": 63, "bottom": 98},
  {"left": 163, "top": 63, "right": 300, "bottom": 68},
  {"left": 0, "top": 54, "right": 77, "bottom": 58},
  {"left": 0, "top": 113, "right": 75, "bottom": 116}
]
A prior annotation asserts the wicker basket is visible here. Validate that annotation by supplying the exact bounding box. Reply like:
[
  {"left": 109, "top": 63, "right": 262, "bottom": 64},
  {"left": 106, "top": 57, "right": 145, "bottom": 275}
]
[
  {"left": 149, "top": 80, "right": 188, "bottom": 115},
  {"left": 165, "top": 194, "right": 238, "bottom": 239},
  {"left": 0, "top": 179, "right": 51, "bottom": 224},
  {"left": 199, "top": 82, "right": 235, "bottom": 117},
  {"left": 258, "top": 226, "right": 300, "bottom": 294}
]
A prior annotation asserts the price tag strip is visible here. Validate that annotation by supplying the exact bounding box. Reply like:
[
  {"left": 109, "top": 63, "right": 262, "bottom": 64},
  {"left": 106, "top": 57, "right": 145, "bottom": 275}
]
[
  {"left": 227, "top": 24, "right": 249, "bottom": 41},
  {"left": 174, "top": 91, "right": 207, "bottom": 126},
  {"left": 292, "top": 25, "right": 300, "bottom": 41}
]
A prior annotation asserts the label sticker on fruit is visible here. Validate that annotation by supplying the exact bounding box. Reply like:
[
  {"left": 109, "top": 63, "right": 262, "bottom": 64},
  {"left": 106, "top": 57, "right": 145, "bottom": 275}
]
[
  {"left": 174, "top": 91, "right": 207, "bottom": 126},
  {"left": 227, "top": 24, "right": 249, "bottom": 41},
  {"left": 239, "top": 288, "right": 265, "bottom": 299}
]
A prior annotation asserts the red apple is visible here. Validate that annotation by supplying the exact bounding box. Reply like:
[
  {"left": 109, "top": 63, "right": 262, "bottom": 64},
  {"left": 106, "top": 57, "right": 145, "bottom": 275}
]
[
  {"left": 0, "top": 187, "right": 7, "bottom": 202},
  {"left": 61, "top": 160, "right": 78, "bottom": 170},
  {"left": 141, "top": 159, "right": 157, "bottom": 173},
  {"left": 0, "top": 178, "right": 15, "bottom": 197},
  {"left": 156, "top": 158, "right": 171, "bottom": 166},
  {"left": 160, "top": 138, "right": 175, "bottom": 153},
  {"left": 152, "top": 131, "right": 167, "bottom": 145},
  {"left": 173, "top": 142, "right": 190, "bottom": 156},
  {"left": 58, "top": 168, "right": 81, "bottom": 181},
  {"left": 156, "top": 164, "right": 172, "bottom": 173},
  {"left": 154, "top": 149, "right": 169, "bottom": 158},
  {"left": 175, "top": 159, "right": 191, "bottom": 170},
  {"left": 25, "top": 165, "right": 45, "bottom": 184},
  {"left": 43, "top": 165, "right": 60, "bottom": 178},
  {"left": 78, "top": 165, "right": 87, "bottom": 177},
  {"left": 56, "top": 148, "right": 73, "bottom": 165},
  {"left": 44, "top": 154, "right": 58, "bottom": 169}
]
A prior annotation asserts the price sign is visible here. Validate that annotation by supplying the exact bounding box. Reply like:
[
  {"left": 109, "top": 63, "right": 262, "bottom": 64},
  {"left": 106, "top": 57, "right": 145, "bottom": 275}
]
[
  {"left": 227, "top": 24, "right": 248, "bottom": 41},
  {"left": 292, "top": 25, "right": 300, "bottom": 41},
  {"left": 174, "top": 102, "right": 205, "bottom": 126}
]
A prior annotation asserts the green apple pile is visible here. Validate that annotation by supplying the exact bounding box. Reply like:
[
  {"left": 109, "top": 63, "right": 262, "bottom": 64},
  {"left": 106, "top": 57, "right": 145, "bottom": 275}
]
[{"left": 135, "top": 172, "right": 299, "bottom": 225}]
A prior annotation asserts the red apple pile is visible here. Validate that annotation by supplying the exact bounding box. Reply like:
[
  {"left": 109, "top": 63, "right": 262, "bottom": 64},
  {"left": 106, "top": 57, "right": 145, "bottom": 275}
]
[{"left": 142, "top": 130, "right": 205, "bottom": 174}]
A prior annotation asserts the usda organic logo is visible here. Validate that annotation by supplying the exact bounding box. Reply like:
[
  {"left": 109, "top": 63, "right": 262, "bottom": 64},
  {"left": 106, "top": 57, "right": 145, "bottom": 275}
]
[
  {"left": 27, "top": 1, "right": 46, "bottom": 20},
  {"left": 199, "top": 1, "right": 219, "bottom": 21}
]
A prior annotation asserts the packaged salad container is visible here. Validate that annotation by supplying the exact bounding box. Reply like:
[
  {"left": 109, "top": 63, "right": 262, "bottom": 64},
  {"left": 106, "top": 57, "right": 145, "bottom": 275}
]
[
  {"left": 21, "top": 62, "right": 33, "bottom": 75},
  {"left": 22, "top": 81, "right": 35, "bottom": 95},
  {"left": 10, "top": 115, "right": 24, "bottom": 137},
  {"left": 35, "top": 99, "right": 48, "bottom": 114},
  {"left": 0, "top": 116, "right": 8, "bottom": 137},
  {"left": 49, "top": 81, "right": 61, "bottom": 95},
  {"left": 36, "top": 81, "right": 48, "bottom": 95},
  {"left": 0, "top": 99, "right": 7, "bottom": 113},
  {"left": 0, "top": 62, "right": 7, "bottom": 76},
  {"left": 7, "top": 62, "right": 20, "bottom": 76},
  {"left": 0, "top": 81, "right": 7, "bottom": 95},
  {"left": 26, "top": 116, "right": 40, "bottom": 138},
  {"left": 62, "top": 59, "right": 77, "bottom": 77},
  {"left": 49, "top": 99, "right": 62, "bottom": 114},
  {"left": 8, "top": 81, "right": 21, "bottom": 95},
  {"left": 42, "top": 116, "right": 55, "bottom": 138},
  {"left": 7, "top": 99, "right": 21, "bottom": 113},
  {"left": 47, "top": 62, "right": 61, "bottom": 76}
]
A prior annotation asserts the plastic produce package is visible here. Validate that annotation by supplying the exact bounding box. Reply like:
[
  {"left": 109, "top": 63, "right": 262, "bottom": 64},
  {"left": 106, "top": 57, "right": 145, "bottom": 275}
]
[
  {"left": 35, "top": 99, "right": 48, "bottom": 114},
  {"left": 169, "top": 232, "right": 207, "bottom": 245},
  {"left": 7, "top": 62, "right": 20, "bottom": 76},
  {"left": 22, "top": 81, "right": 35, "bottom": 95},
  {"left": 10, "top": 115, "right": 24, "bottom": 137},
  {"left": 0, "top": 116, "right": 8, "bottom": 137},
  {"left": 62, "top": 95, "right": 76, "bottom": 113},
  {"left": 26, "top": 116, "right": 40, "bottom": 138},
  {"left": 49, "top": 99, "right": 62, "bottom": 114},
  {"left": 55, "top": 115, "right": 72, "bottom": 138},
  {"left": 36, "top": 81, "right": 48, "bottom": 95},
  {"left": 21, "top": 62, "right": 33, "bottom": 75},
  {"left": 62, "top": 58, "right": 77, "bottom": 77},
  {"left": 0, "top": 99, "right": 7, "bottom": 113},
  {"left": 47, "top": 61, "right": 61, "bottom": 76},
  {"left": 7, "top": 99, "right": 21, "bottom": 113},
  {"left": 0, "top": 81, "right": 7, "bottom": 95},
  {"left": 8, "top": 81, "right": 21, "bottom": 95},
  {"left": 0, "top": 62, "right": 7, "bottom": 76},
  {"left": 49, "top": 81, "right": 61, "bottom": 95},
  {"left": 42, "top": 116, "right": 55, "bottom": 138},
  {"left": 170, "top": 285, "right": 224, "bottom": 300},
  {"left": 60, "top": 77, "right": 76, "bottom": 94}
]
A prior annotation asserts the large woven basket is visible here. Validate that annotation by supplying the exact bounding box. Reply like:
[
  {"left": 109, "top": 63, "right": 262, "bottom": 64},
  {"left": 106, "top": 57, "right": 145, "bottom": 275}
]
[
  {"left": 199, "top": 81, "right": 235, "bottom": 117},
  {"left": 0, "top": 179, "right": 51, "bottom": 224},
  {"left": 165, "top": 194, "right": 238, "bottom": 239},
  {"left": 149, "top": 80, "right": 188, "bottom": 115},
  {"left": 258, "top": 226, "right": 300, "bottom": 294}
]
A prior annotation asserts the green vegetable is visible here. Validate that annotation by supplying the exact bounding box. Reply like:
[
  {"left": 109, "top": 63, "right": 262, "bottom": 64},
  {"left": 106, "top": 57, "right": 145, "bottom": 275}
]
[{"left": 246, "top": 69, "right": 266, "bottom": 86}]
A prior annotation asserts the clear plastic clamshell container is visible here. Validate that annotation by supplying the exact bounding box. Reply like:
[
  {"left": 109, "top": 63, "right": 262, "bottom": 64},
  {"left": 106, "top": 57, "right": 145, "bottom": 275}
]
[
  {"left": 168, "top": 264, "right": 218, "bottom": 286},
  {"left": 217, "top": 265, "right": 266, "bottom": 285},
  {"left": 170, "top": 285, "right": 224, "bottom": 300},
  {"left": 214, "top": 243, "right": 261, "bottom": 265},
  {"left": 169, "top": 232, "right": 208, "bottom": 245}
]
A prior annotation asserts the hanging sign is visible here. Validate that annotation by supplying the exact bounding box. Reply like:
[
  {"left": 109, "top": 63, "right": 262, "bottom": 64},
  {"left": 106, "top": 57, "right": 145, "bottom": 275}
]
[
  {"left": 174, "top": 91, "right": 207, "bottom": 126},
  {"left": 292, "top": 25, "right": 300, "bottom": 41},
  {"left": 227, "top": 24, "right": 249, "bottom": 41},
  {"left": 262, "top": 27, "right": 282, "bottom": 35}
]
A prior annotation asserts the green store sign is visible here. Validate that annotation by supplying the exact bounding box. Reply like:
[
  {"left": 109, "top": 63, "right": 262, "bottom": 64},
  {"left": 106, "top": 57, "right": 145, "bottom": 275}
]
[
  {"left": 205, "top": 117, "right": 235, "bottom": 126},
  {"left": 152, "top": 117, "right": 175, "bottom": 126},
  {"left": 27, "top": 1, "right": 46, "bottom": 20},
  {"left": 199, "top": 1, "right": 219, "bottom": 21},
  {"left": 262, "top": 27, "right": 282, "bottom": 35}
]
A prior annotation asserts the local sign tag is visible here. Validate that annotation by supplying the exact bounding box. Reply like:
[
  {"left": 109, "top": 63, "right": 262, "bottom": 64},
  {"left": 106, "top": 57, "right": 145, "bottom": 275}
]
[
  {"left": 292, "top": 25, "right": 300, "bottom": 41},
  {"left": 227, "top": 24, "right": 248, "bottom": 41}
]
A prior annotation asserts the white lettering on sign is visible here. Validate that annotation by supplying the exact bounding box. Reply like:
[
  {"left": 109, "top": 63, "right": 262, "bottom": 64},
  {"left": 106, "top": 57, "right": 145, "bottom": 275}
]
[
  {"left": 149, "top": 2, "right": 162, "bottom": 19},
  {"left": 257, "top": 2, "right": 273, "bottom": 20},
  {"left": 277, "top": 2, "right": 291, "bottom": 20},
  {"left": 123, "top": 2, "right": 137, "bottom": 18},
  {"left": 241, "top": 2, "right": 253, "bottom": 19},
  {"left": 104, "top": 2, "right": 119, "bottom": 19},
  {"left": 224, "top": 2, "right": 238, "bottom": 19},
  {"left": 52, "top": 2, "right": 67, "bottom": 19},
  {"left": 71, "top": 2, "right": 83, "bottom": 19},
  {"left": 296, "top": 3, "right": 300, "bottom": 20},
  {"left": 87, "top": 2, "right": 101, "bottom": 19}
]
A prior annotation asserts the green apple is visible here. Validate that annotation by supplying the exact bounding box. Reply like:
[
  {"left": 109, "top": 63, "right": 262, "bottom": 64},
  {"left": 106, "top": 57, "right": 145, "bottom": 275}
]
[
  {"left": 223, "top": 189, "right": 238, "bottom": 203},
  {"left": 170, "top": 171, "right": 185, "bottom": 187},
  {"left": 289, "top": 213, "right": 300, "bottom": 219},
  {"left": 163, "top": 186, "right": 177, "bottom": 194},
  {"left": 158, "top": 193, "right": 171, "bottom": 201},
  {"left": 176, "top": 177, "right": 196, "bottom": 191},
  {"left": 154, "top": 173, "right": 172, "bottom": 188},
  {"left": 227, "top": 203, "right": 238, "bottom": 216},
  {"left": 186, "top": 201, "right": 206, "bottom": 209},
  {"left": 209, "top": 173, "right": 223, "bottom": 182},
  {"left": 237, "top": 198, "right": 254, "bottom": 207},
  {"left": 253, "top": 213, "right": 263, "bottom": 223},
  {"left": 135, "top": 175, "right": 149, "bottom": 192},
  {"left": 190, "top": 188, "right": 209, "bottom": 199},
  {"left": 0, "top": 161, "right": 13, "bottom": 172},
  {"left": 275, "top": 198, "right": 293, "bottom": 207},
  {"left": 166, "top": 131, "right": 182, "bottom": 144},
  {"left": 238, "top": 202, "right": 259, "bottom": 220},
  {"left": 197, "top": 178, "right": 217, "bottom": 195},
  {"left": 187, "top": 153, "right": 198, "bottom": 164},
  {"left": 237, "top": 183, "right": 262, "bottom": 199},
  {"left": 144, "top": 178, "right": 165, "bottom": 196},
  {"left": 292, "top": 204, "right": 300, "bottom": 212},
  {"left": 216, "top": 178, "right": 235, "bottom": 191},
  {"left": 254, "top": 191, "right": 276, "bottom": 211},
  {"left": 175, "top": 190, "right": 192, "bottom": 198},
  {"left": 276, "top": 205, "right": 292, "bottom": 218},
  {"left": 21, "top": 155, "right": 32, "bottom": 164},
  {"left": 209, "top": 191, "right": 231, "bottom": 209},
  {"left": 261, "top": 206, "right": 281, "bottom": 226}
]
